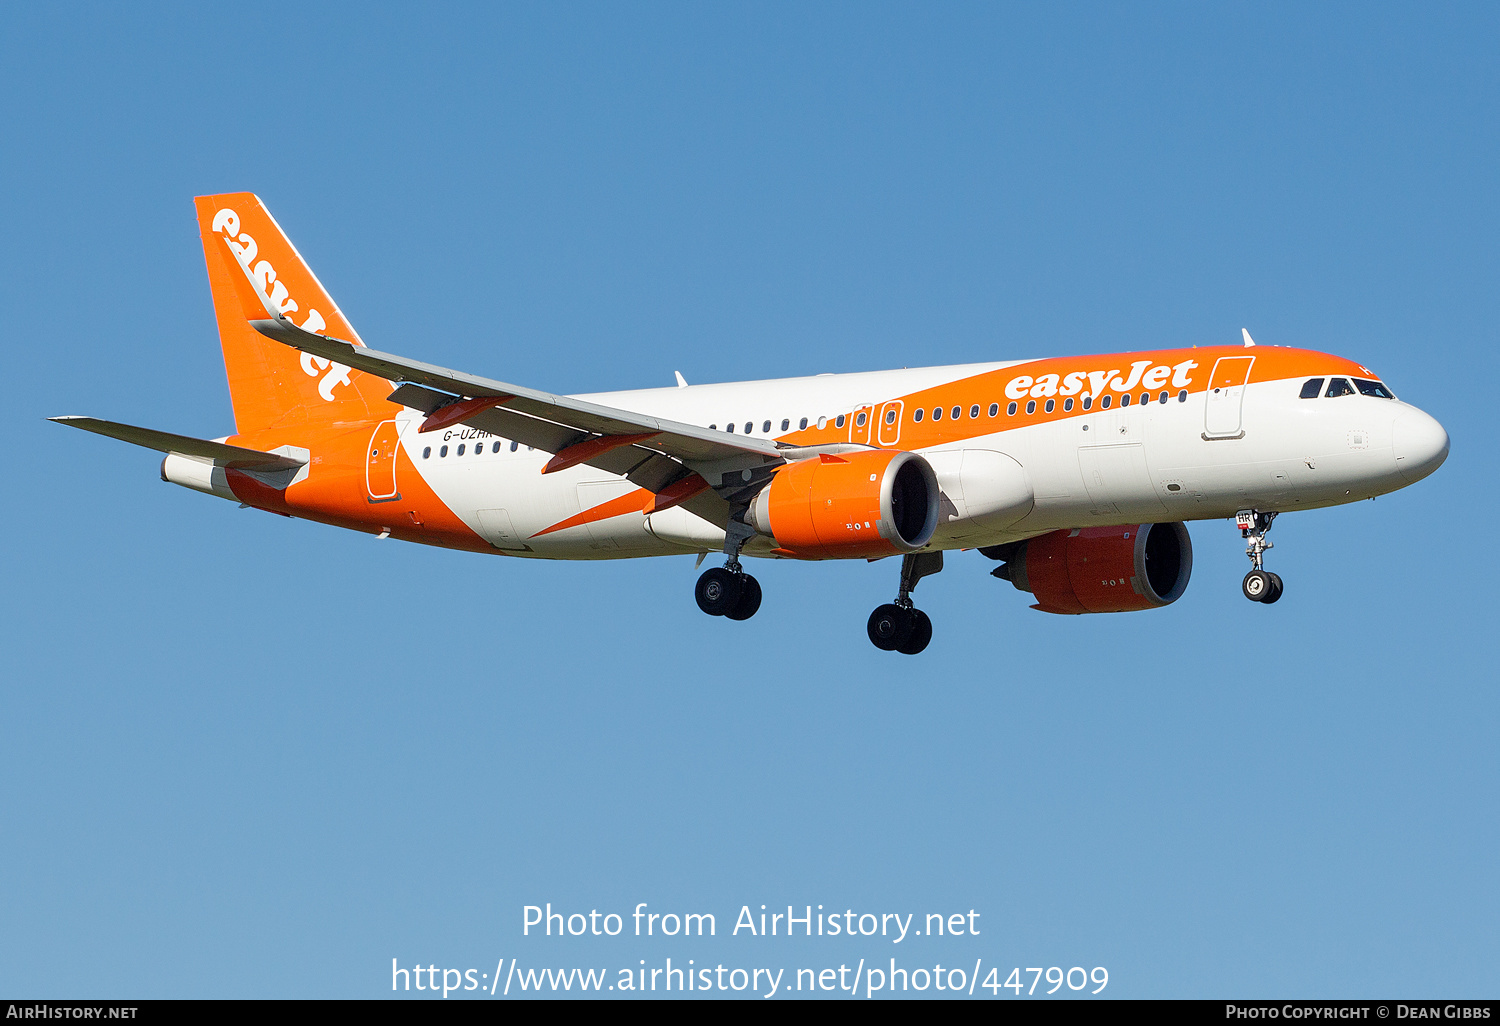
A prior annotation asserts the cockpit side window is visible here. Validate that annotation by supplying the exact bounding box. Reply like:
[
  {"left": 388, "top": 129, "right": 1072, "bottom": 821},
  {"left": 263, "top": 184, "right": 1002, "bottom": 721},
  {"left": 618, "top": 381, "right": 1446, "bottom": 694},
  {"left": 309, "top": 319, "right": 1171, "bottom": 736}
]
[
  {"left": 1299, "top": 378, "right": 1325, "bottom": 399},
  {"left": 1353, "top": 378, "right": 1396, "bottom": 400},
  {"left": 1326, "top": 377, "right": 1355, "bottom": 398}
]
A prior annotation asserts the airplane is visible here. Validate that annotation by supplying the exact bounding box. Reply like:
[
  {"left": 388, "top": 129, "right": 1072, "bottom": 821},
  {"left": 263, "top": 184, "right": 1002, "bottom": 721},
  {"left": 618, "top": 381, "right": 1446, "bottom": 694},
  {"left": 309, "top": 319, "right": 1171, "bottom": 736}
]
[{"left": 53, "top": 193, "right": 1450, "bottom": 654}]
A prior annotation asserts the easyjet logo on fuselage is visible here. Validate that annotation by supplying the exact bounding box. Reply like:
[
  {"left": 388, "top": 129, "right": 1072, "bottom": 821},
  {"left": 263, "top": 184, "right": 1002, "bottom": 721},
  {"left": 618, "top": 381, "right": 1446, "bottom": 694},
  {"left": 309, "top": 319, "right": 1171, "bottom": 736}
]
[
  {"left": 1004, "top": 358, "right": 1200, "bottom": 401},
  {"left": 211, "top": 208, "right": 352, "bottom": 401}
]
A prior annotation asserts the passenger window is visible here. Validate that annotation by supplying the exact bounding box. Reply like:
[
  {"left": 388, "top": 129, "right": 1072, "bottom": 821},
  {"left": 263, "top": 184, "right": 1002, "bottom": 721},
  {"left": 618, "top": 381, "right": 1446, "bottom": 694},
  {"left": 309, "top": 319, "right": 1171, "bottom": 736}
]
[
  {"left": 440, "top": 445, "right": 448, "bottom": 457},
  {"left": 1101, "top": 396, "right": 1112, "bottom": 409},
  {"left": 510, "top": 440, "right": 519, "bottom": 451},
  {"left": 457, "top": 444, "right": 465, "bottom": 456},
  {"left": 744, "top": 422, "right": 753, "bottom": 433},
  {"left": 799, "top": 417, "right": 808, "bottom": 430},
  {"left": 885, "top": 409, "right": 896, "bottom": 424},
  {"left": 708, "top": 424, "right": 716, "bottom": 430},
  {"left": 817, "top": 416, "right": 827, "bottom": 429},
  {"left": 913, "top": 408, "right": 924, "bottom": 422},
  {"left": 1326, "top": 377, "right": 1355, "bottom": 398},
  {"left": 492, "top": 441, "right": 501, "bottom": 453},
  {"left": 1006, "top": 401, "right": 1017, "bottom": 416},
  {"left": 763, "top": 420, "right": 772, "bottom": 432},
  {"left": 422, "top": 446, "right": 431, "bottom": 459},
  {"left": 1158, "top": 391, "right": 1168, "bottom": 404},
  {"left": 932, "top": 407, "right": 942, "bottom": 421},
  {"left": 1064, "top": 398, "right": 1074, "bottom": 411},
  {"left": 855, "top": 412, "right": 866, "bottom": 427},
  {"left": 1025, "top": 400, "right": 1036, "bottom": 414},
  {"left": 781, "top": 418, "right": 790, "bottom": 431},
  {"left": 726, "top": 422, "right": 735, "bottom": 432},
  {"left": 1177, "top": 390, "right": 1187, "bottom": 402},
  {"left": 1044, "top": 399, "right": 1055, "bottom": 413},
  {"left": 1353, "top": 378, "right": 1396, "bottom": 399},
  {"left": 1299, "top": 378, "right": 1325, "bottom": 399},
  {"left": 988, "top": 403, "right": 999, "bottom": 417},
  {"left": 951, "top": 406, "right": 961, "bottom": 420},
  {"left": 1120, "top": 394, "right": 1131, "bottom": 407},
  {"left": 1140, "top": 393, "right": 1150, "bottom": 406},
  {"left": 835, "top": 414, "right": 846, "bottom": 428},
  {"left": 970, "top": 404, "right": 980, "bottom": 419},
  {"left": 1082, "top": 396, "right": 1093, "bottom": 410}
]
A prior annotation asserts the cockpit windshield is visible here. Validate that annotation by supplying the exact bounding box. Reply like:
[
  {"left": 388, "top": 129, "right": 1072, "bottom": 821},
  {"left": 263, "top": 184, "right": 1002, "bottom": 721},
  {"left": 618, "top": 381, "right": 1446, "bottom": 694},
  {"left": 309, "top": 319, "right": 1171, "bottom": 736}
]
[
  {"left": 1353, "top": 378, "right": 1396, "bottom": 400},
  {"left": 1325, "top": 377, "right": 1355, "bottom": 398}
]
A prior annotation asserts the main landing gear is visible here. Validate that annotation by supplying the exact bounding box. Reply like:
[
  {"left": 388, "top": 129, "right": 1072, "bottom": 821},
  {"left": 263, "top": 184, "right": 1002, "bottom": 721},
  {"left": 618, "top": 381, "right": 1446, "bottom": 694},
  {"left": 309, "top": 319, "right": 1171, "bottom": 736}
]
[
  {"left": 695, "top": 520, "right": 762, "bottom": 621},
  {"left": 867, "top": 551, "right": 943, "bottom": 655},
  {"left": 1237, "top": 509, "right": 1284, "bottom": 604},
  {"left": 695, "top": 565, "right": 762, "bottom": 620}
]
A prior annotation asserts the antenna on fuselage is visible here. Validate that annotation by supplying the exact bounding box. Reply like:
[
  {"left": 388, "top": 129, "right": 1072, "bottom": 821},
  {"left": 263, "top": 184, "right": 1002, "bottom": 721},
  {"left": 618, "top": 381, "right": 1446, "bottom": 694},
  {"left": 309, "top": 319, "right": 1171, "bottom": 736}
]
[
  {"left": 1242, "top": 328, "right": 1257, "bottom": 348},
  {"left": 674, "top": 371, "right": 689, "bottom": 387}
]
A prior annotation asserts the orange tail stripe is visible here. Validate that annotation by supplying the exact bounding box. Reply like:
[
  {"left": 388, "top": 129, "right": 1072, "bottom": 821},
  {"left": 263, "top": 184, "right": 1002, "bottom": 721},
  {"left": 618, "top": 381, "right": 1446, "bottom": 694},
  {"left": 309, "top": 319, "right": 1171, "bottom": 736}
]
[{"left": 542, "top": 432, "right": 659, "bottom": 475}]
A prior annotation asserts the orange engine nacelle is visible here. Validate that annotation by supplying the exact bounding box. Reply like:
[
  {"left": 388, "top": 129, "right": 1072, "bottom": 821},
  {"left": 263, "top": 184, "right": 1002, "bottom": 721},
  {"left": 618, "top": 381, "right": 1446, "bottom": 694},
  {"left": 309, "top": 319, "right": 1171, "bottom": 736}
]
[
  {"left": 995, "top": 523, "right": 1193, "bottom": 614},
  {"left": 748, "top": 450, "right": 940, "bottom": 560}
]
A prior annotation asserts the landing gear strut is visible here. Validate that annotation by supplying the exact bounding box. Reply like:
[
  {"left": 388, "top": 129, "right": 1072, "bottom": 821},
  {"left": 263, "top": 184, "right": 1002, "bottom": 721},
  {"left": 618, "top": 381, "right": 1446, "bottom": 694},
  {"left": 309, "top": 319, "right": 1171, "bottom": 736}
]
[
  {"left": 696, "top": 518, "right": 762, "bottom": 620},
  {"left": 1237, "top": 509, "right": 1283, "bottom": 604},
  {"left": 867, "top": 551, "right": 942, "bottom": 654}
]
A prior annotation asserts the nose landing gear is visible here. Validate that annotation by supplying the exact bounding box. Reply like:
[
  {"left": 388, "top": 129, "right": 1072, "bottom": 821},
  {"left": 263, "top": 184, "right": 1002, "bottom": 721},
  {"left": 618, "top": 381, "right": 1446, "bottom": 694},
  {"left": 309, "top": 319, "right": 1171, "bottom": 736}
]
[
  {"left": 867, "top": 551, "right": 942, "bottom": 654},
  {"left": 1237, "top": 509, "right": 1283, "bottom": 604}
]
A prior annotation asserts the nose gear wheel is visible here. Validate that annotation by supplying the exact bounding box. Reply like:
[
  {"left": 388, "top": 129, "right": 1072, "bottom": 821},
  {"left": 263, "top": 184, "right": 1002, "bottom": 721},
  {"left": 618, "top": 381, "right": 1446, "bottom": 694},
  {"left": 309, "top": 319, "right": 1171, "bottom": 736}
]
[{"left": 1237, "top": 510, "right": 1285, "bottom": 603}]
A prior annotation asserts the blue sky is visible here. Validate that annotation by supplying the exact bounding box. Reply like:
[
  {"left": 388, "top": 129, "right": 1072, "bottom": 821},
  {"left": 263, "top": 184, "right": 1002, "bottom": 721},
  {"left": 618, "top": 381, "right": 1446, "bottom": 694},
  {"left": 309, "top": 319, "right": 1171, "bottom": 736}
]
[{"left": 2, "top": 2, "right": 1496, "bottom": 999}]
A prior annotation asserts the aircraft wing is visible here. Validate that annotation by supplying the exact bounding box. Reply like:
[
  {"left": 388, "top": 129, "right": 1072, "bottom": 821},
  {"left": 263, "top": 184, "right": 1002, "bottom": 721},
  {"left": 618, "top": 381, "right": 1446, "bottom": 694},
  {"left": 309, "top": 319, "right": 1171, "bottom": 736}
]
[
  {"left": 220, "top": 230, "right": 783, "bottom": 523},
  {"left": 250, "top": 312, "right": 779, "bottom": 466},
  {"left": 49, "top": 416, "right": 307, "bottom": 470}
]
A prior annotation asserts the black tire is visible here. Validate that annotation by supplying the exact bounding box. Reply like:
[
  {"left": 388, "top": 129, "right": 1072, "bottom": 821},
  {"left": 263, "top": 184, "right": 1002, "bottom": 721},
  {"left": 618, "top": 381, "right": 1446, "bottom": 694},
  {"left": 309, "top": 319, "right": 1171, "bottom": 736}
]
[
  {"left": 895, "top": 609, "right": 932, "bottom": 655},
  {"left": 695, "top": 567, "right": 743, "bottom": 616},
  {"left": 725, "top": 573, "right": 762, "bottom": 620},
  {"left": 1262, "top": 572, "right": 1284, "bottom": 604},
  {"left": 1242, "top": 569, "right": 1273, "bottom": 602},
  {"left": 867, "top": 603, "right": 912, "bottom": 651}
]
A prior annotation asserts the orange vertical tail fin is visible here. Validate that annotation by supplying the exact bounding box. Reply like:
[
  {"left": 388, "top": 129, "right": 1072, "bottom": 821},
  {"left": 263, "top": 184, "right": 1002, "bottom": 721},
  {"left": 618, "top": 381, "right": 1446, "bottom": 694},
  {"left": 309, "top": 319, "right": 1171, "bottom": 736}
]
[{"left": 194, "top": 193, "right": 394, "bottom": 433}]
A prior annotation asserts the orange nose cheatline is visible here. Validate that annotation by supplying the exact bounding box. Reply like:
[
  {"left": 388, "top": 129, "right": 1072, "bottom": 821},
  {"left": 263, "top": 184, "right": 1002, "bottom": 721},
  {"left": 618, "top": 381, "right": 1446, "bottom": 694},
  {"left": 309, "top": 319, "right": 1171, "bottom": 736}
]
[{"left": 1392, "top": 408, "right": 1450, "bottom": 484}]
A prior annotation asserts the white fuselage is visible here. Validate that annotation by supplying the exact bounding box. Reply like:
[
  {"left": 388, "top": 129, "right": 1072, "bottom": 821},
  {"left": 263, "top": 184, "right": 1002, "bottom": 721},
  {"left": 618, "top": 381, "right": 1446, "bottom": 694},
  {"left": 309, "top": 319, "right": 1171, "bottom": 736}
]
[{"left": 394, "top": 357, "right": 1444, "bottom": 559}]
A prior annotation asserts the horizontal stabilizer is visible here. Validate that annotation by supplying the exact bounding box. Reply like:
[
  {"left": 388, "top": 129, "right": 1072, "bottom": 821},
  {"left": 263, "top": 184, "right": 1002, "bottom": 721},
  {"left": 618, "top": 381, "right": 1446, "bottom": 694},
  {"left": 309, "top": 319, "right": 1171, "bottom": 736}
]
[{"left": 49, "top": 416, "right": 307, "bottom": 470}]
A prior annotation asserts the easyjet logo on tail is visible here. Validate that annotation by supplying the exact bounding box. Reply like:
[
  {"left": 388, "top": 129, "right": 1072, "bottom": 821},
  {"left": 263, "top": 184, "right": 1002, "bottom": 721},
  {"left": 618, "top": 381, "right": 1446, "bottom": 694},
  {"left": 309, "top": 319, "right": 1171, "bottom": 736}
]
[{"left": 211, "top": 207, "right": 352, "bottom": 401}]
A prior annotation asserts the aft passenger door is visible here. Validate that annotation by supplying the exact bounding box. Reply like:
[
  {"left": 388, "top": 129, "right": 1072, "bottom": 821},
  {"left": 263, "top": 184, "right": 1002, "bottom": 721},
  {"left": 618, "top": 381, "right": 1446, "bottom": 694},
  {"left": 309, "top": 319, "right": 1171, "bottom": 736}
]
[
  {"left": 1204, "top": 356, "right": 1255, "bottom": 439},
  {"left": 366, "top": 420, "right": 401, "bottom": 502}
]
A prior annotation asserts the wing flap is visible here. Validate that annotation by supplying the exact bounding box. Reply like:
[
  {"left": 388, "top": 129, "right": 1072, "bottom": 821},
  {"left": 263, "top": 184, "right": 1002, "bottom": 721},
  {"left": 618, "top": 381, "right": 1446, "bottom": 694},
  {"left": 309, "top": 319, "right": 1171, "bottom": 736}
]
[{"left": 387, "top": 383, "right": 705, "bottom": 498}]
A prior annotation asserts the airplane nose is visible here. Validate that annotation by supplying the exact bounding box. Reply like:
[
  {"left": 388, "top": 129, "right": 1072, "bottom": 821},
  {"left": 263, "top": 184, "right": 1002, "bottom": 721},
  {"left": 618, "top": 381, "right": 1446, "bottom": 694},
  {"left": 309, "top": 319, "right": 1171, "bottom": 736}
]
[{"left": 1392, "top": 408, "right": 1450, "bottom": 484}]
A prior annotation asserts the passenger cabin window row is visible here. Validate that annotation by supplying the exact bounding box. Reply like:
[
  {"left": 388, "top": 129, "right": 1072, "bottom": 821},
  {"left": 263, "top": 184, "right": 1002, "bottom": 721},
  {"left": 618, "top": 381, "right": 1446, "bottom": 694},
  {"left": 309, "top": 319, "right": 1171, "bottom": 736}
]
[
  {"left": 422, "top": 380, "right": 1226, "bottom": 462},
  {"left": 1002, "top": 390, "right": 1188, "bottom": 416},
  {"left": 716, "top": 387, "right": 1199, "bottom": 435},
  {"left": 422, "top": 438, "right": 533, "bottom": 459},
  {"left": 709, "top": 417, "right": 812, "bottom": 433},
  {"left": 1300, "top": 377, "right": 1395, "bottom": 400}
]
